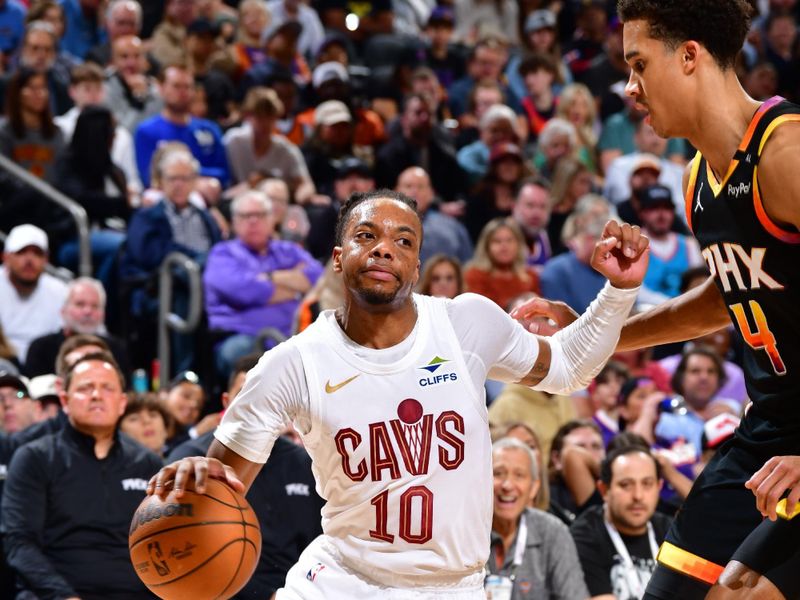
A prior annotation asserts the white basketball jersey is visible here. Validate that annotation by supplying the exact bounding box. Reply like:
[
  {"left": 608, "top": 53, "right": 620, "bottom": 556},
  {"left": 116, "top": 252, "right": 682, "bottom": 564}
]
[{"left": 293, "top": 294, "right": 493, "bottom": 586}]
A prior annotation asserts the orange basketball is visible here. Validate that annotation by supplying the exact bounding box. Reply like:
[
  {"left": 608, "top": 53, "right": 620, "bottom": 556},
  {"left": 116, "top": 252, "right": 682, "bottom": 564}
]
[{"left": 129, "top": 478, "right": 261, "bottom": 600}]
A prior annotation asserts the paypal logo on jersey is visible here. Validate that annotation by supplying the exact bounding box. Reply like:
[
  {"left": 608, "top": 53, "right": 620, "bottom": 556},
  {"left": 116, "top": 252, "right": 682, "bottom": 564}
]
[
  {"left": 418, "top": 356, "right": 458, "bottom": 387},
  {"left": 727, "top": 182, "right": 751, "bottom": 197}
]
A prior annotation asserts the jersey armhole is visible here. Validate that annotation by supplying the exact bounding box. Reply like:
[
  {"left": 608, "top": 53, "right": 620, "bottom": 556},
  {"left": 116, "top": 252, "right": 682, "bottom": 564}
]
[
  {"left": 684, "top": 152, "right": 702, "bottom": 232},
  {"left": 437, "top": 297, "right": 490, "bottom": 424},
  {"left": 753, "top": 115, "right": 800, "bottom": 244}
]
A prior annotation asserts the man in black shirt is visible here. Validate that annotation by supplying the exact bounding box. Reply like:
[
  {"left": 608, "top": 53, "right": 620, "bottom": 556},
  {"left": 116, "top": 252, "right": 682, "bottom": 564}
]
[
  {"left": 24, "top": 277, "right": 131, "bottom": 378},
  {"left": 571, "top": 445, "right": 672, "bottom": 600},
  {"left": 2, "top": 352, "right": 162, "bottom": 600},
  {"left": 168, "top": 354, "right": 324, "bottom": 599}
]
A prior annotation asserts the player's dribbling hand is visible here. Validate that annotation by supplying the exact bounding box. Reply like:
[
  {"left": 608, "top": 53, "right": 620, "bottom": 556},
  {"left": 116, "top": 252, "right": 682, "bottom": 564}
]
[
  {"left": 745, "top": 455, "right": 800, "bottom": 521},
  {"left": 146, "top": 457, "right": 245, "bottom": 499},
  {"left": 591, "top": 221, "right": 649, "bottom": 289}
]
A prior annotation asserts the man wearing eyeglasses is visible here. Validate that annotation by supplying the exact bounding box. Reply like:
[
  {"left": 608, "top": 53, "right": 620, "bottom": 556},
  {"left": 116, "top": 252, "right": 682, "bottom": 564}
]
[{"left": 204, "top": 190, "right": 323, "bottom": 378}]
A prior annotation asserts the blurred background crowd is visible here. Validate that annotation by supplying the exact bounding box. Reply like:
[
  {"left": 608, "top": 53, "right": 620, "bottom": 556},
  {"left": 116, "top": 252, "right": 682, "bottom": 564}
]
[{"left": 0, "top": 0, "right": 797, "bottom": 598}]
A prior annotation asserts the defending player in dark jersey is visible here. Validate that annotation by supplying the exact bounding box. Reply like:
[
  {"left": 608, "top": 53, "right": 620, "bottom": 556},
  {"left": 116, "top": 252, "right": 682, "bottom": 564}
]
[{"left": 514, "top": 1, "right": 800, "bottom": 599}]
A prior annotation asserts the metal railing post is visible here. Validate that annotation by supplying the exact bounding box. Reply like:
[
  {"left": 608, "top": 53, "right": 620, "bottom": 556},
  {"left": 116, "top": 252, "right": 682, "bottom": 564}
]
[
  {"left": 0, "top": 154, "right": 91, "bottom": 276},
  {"left": 157, "top": 252, "right": 203, "bottom": 390}
]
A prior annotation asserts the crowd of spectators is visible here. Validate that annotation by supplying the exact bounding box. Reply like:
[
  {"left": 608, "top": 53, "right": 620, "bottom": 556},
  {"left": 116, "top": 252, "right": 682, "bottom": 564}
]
[{"left": 0, "top": 0, "right": 796, "bottom": 597}]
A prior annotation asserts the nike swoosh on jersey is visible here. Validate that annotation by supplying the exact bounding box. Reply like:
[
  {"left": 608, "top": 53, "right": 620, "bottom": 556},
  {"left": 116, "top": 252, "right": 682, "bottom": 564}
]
[{"left": 325, "top": 374, "right": 360, "bottom": 393}]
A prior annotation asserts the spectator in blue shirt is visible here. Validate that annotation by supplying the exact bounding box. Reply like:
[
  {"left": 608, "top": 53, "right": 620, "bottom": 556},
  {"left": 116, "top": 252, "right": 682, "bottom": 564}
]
[
  {"left": 0, "top": 0, "right": 25, "bottom": 59},
  {"left": 204, "top": 190, "right": 323, "bottom": 377},
  {"left": 540, "top": 195, "right": 613, "bottom": 313},
  {"left": 58, "top": 0, "right": 106, "bottom": 60},
  {"left": 135, "top": 63, "right": 229, "bottom": 187}
]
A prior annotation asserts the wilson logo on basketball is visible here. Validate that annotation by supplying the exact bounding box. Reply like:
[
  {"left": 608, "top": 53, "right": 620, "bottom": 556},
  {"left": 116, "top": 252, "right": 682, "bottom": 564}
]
[{"left": 129, "top": 502, "right": 194, "bottom": 534}]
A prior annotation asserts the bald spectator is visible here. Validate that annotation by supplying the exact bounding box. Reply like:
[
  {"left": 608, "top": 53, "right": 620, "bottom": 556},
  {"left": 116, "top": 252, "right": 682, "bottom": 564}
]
[
  {"left": 105, "top": 35, "right": 164, "bottom": 133},
  {"left": 150, "top": 0, "right": 196, "bottom": 66},
  {"left": 375, "top": 93, "right": 466, "bottom": 202},
  {"left": 395, "top": 166, "right": 473, "bottom": 265},
  {"left": 134, "top": 63, "right": 229, "bottom": 187},
  {"left": 24, "top": 277, "right": 131, "bottom": 378},
  {"left": 86, "top": 0, "right": 144, "bottom": 67},
  {"left": 0, "top": 225, "right": 68, "bottom": 364}
]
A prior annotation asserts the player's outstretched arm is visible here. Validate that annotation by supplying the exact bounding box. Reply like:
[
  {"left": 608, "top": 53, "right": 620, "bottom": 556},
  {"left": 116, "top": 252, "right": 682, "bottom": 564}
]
[
  {"left": 516, "top": 221, "right": 648, "bottom": 392},
  {"left": 146, "top": 440, "right": 263, "bottom": 498},
  {"left": 616, "top": 274, "right": 729, "bottom": 351}
]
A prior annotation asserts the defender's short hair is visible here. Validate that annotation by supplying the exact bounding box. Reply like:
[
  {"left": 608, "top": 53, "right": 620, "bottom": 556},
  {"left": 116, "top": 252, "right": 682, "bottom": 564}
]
[{"left": 617, "top": 0, "right": 752, "bottom": 69}]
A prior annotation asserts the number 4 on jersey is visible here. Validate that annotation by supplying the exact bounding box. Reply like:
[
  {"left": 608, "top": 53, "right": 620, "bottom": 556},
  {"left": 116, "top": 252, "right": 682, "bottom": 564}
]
[{"left": 730, "top": 300, "right": 787, "bottom": 375}]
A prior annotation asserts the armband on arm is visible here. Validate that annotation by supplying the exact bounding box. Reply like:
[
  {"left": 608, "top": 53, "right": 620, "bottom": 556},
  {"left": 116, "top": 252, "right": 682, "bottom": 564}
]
[{"left": 536, "top": 282, "right": 640, "bottom": 395}]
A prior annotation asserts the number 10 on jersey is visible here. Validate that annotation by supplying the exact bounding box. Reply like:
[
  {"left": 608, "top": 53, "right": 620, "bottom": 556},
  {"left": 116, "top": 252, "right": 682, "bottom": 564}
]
[{"left": 370, "top": 486, "right": 433, "bottom": 544}]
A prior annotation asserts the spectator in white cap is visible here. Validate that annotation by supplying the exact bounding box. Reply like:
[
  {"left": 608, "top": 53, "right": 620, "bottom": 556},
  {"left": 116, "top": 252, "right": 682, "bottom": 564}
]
[
  {"left": 298, "top": 61, "right": 386, "bottom": 154},
  {"left": 27, "top": 374, "right": 62, "bottom": 421},
  {"left": 0, "top": 225, "right": 68, "bottom": 364},
  {"left": 266, "top": 0, "right": 325, "bottom": 60},
  {"left": 301, "top": 99, "right": 356, "bottom": 195}
]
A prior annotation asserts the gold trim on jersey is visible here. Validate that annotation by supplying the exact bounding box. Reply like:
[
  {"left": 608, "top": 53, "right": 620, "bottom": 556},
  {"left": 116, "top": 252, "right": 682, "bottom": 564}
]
[
  {"left": 657, "top": 541, "right": 725, "bottom": 585},
  {"left": 684, "top": 151, "right": 702, "bottom": 232}
]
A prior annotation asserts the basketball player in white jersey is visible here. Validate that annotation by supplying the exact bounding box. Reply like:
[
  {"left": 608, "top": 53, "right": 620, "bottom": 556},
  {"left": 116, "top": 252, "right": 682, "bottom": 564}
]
[{"left": 147, "top": 190, "right": 649, "bottom": 599}]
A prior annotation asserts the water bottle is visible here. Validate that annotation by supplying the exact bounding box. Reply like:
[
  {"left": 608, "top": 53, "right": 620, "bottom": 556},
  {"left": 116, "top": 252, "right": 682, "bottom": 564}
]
[{"left": 132, "top": 369, "right": 148, "bottom": 393}]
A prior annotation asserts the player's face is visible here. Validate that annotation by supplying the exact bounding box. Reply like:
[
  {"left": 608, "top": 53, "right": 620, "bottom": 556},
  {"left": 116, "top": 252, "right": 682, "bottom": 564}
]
[
  {"left": 62, "top": 360, "right": 127, "bottom": 433},
  {"left": 334, "top": 198, "right": 422, "bottom": 308},
  {"left": 623, "top": 20, "right": 690, "bottom": 138},
  {"left": 492, "top": 448, "right": 539, "bottom": 523},
  {"left": 604, "top": 452, "right": 661, "bottom": 534}
]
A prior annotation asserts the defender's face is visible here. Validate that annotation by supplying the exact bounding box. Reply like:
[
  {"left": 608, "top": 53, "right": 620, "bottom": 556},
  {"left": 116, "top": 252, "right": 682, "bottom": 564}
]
[
  {"left": 623, "top": 20, "right": 687, "bottom": 138},
  {"left": 334, "top": 198, "right": 422, "bottom": 308}
]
